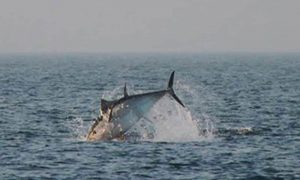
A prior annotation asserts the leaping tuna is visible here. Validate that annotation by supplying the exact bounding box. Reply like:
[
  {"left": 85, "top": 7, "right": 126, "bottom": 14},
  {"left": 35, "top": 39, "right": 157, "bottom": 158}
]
[{"left": 86, "top": 71, "right": 184, "bottom": 141}]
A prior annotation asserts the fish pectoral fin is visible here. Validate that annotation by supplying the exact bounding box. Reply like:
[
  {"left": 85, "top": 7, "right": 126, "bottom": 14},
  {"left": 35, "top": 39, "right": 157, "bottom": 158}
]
[{"left": 101, "top": 99, "right": 117, "bottom": 114}]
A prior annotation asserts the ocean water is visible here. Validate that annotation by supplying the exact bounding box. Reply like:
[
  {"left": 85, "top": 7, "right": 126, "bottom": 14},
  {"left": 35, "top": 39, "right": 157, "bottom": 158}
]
[{"left": 0, "top": 53, "right": 299, "bottom": 179}]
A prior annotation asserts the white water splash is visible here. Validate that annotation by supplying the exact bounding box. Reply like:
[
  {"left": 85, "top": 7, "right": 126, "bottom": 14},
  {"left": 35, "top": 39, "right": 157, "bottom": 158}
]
[
  {"left": 174, "top": 80, "right": 217, "bottom": 139},
  {"left": 101, "top": 85, "right": 124, "bottom": 100},
  {"left": 69, "top": 116, "right": 89, "bottom": 141},
  {"left": 144, "top": 95, "right": 201, "bottom": 142}
]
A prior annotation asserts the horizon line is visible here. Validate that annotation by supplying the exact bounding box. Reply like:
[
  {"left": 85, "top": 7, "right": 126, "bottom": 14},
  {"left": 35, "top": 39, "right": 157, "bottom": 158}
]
[{"left": 1, "top": 51, "right": 300, "bottom": 56}]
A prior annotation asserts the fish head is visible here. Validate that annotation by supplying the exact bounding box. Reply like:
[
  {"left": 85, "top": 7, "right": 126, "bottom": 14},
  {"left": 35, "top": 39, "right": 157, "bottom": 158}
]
[{"left": 86, "top": 119, "right": 114, "bottom": 141}]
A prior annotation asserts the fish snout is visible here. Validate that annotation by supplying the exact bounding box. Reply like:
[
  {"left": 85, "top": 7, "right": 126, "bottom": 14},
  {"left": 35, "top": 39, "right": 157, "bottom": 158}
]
[{"left": 86, "top": 122, "right": 114, "bottom": 141}]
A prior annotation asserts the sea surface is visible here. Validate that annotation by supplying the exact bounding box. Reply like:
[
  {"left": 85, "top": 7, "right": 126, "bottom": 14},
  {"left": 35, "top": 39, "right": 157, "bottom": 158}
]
[{"left": 0, "top": 53, "right": 299, "bottom": 179}]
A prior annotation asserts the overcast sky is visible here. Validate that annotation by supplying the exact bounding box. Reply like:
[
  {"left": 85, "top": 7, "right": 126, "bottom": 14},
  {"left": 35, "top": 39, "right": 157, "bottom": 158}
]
[{"left": 0, "top": 0, "right": 299, "bottom": 53}]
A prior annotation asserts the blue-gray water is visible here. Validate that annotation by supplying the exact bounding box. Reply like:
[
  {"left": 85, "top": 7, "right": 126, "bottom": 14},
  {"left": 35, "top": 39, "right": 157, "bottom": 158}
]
[{"left": 0, "top": 53, "right": 299, "bottom": 179}]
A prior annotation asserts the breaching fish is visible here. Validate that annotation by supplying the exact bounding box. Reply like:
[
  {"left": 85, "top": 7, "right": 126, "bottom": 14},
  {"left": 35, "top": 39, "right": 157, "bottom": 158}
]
[{"left": 86, "top": 71, "right": 184, "bottom": 141}]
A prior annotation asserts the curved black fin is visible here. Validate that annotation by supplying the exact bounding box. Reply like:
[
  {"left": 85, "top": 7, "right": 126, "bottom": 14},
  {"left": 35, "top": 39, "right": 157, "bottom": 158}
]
[
  {"left": 167, "top": 71, "right": 185, "bottom": 107},
  {"left": 124, "top": 83, "right": 128, "bottom": 97},
  {"left": 168, "top": 71, "right": 175, "bottom": 89},
  {"left": 170, "top": 92, "right": 185, "bottom": 107}
]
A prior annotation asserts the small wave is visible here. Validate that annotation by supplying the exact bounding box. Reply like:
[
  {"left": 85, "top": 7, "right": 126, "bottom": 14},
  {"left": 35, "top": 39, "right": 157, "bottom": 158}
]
[{"left": 213, "top": 127, "right": 259, "bottom": 137}]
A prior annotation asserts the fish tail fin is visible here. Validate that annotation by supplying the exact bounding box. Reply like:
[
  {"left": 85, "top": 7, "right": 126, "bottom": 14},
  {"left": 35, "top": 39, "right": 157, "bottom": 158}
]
[{"left": 167, "top": 71, "right": 185, "bottom": 107}]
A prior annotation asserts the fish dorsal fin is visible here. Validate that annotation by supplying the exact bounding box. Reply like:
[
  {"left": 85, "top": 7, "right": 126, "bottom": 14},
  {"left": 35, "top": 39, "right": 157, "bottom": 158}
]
[
  {"left": 168, "top": 71, "right": 175, "bottom": 89},
  {"left": 124, "top": 83, "right": 128, "bottom": 97}
]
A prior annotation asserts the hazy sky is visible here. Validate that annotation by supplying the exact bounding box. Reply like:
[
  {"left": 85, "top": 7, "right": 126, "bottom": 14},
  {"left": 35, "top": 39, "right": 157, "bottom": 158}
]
[{"left": 0, "top": 0, "right": 299, "bottom": 53}]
